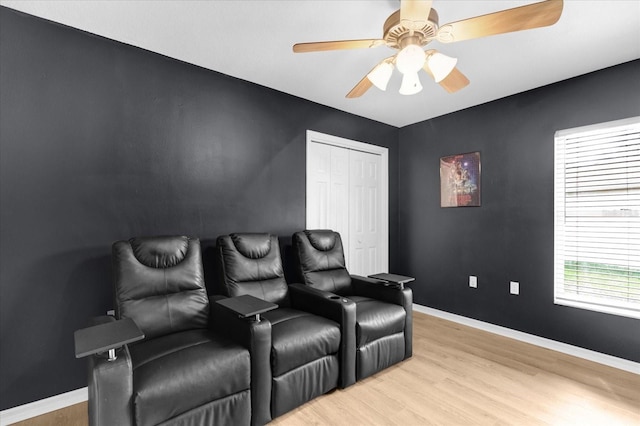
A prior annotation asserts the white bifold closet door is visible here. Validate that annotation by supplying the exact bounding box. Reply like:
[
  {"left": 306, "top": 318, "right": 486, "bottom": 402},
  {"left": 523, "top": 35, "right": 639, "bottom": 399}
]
[{"left": 306, "top": 131, "right": 388, "bottom": 276}]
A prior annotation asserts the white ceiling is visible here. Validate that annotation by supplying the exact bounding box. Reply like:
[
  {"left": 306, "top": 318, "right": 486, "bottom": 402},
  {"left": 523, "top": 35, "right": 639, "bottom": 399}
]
[{"left": 2, "top": 0, "right": 639, "bottom": 127}]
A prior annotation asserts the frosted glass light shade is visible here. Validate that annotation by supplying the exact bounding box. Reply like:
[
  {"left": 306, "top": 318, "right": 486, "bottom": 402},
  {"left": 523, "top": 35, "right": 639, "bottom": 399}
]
[
  {"left": 396, "top": 45, "right": 425, "bottom": 75},
  {"left": 399, "top": 72, "right": 423, "bottom": 95},
  {"left": 367, "top": 62, "right": 394, "bottom": 91},
  {"left": 427, "top": 52, "right": 457, "bottom": 82}
]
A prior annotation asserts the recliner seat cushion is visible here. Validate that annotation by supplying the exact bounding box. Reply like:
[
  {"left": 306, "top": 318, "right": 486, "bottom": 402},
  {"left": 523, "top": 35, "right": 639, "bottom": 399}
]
[
  {"left": 129, "top": 329, "right": 250, "bottom": 426},
  {"left": 351, "top": 296, "right": 406, "bottom": 347},
  {"left": 264, "top": 308, "right": 341, "bottom": 376}
]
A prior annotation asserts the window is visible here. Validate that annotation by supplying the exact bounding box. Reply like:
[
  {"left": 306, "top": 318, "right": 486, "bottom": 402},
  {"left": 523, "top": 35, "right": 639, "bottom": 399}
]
[{"left": 554, "top": 116, "right": 640, "bottom": 319}]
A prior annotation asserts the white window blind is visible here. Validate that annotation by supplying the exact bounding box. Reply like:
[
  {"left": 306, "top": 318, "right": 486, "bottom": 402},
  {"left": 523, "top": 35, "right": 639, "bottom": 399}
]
[{"left": 554, "top": 116, "right": 640, "bottom": 319}]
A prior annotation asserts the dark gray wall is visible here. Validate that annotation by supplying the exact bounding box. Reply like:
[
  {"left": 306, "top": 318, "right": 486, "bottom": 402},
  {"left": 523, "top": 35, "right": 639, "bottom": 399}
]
[
  {"left": 2, "top": 3, "right": 638, "bottom": 413},
  {"left": 398, "top": 59, "right": 640, "bottom": 362},
  {"left": 0, "top": 7, "right": 399, "bottom": 410}
]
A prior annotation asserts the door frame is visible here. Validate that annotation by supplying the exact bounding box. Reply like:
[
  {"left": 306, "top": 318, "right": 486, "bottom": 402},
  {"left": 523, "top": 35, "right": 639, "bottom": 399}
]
[{"left": 306, "top": 130, "right": 389, "bottom": 273}]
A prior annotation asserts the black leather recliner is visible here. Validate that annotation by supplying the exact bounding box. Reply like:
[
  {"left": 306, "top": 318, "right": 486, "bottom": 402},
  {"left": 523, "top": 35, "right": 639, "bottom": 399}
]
[
  {"left": 215, "top": 233, "right": 356, "bottom": 419},
  {"left": 292, "top": 230, "right": 413, "bottom": 381},
  {"left": 87, "top": 236, "right": 271, "bottom": 426}
]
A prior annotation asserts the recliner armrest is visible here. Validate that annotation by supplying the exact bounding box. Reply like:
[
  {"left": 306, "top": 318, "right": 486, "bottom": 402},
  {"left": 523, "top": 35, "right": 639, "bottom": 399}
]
[
  {"left": 86, "top": 316, "right": 134, "bottom": 426},
  {"left": 352, "top": 275, "right": 412, "bottom": 307},
  {"left": 209, "top": 297, "right": 272, "bottom": 426},
  {"left": 351, "top": 276, "right": 414, "bottom": 360},
  {"left": 215, "top": 294, "right": 277, "bottom": 321},
  {"left": 209, "top": 296, "right": 273, "bottom": 348},
  {"left": 288, "top": 283, "right": 357, "bottom": 387},
  {"left": 76, "top": 317, "right": 144, "bottom": 360},
  {"left": 288, "top": 284, "right": 355, "bottom": 325}
]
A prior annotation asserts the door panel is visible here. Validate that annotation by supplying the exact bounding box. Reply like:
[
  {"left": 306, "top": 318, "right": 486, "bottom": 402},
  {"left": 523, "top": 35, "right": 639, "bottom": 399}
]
[
  {"left": 349, "top": 150, "right": 381, "bottom": 276},
  {"left": 306, "top": 141, "right": 330, "bottom": 229},
  {"left": 329, "top": 145, "right": 349, "bottom": 255}
]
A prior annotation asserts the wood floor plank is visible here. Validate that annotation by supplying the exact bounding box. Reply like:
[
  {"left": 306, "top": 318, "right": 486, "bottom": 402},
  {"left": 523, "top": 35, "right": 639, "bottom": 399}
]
[
  {"left": 14, "top": 312, "right": 640, "bottom": 425},
  {"left": 272, "top": 312, "right": 640, "bottom": 425},
  {"left": 11, "top": 401, "right": 88, "bottom": 426}
]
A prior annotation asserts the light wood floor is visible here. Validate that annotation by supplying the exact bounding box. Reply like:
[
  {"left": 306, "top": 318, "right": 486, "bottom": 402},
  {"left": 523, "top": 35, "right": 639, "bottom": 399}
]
[{"left": 14, "top": 312, "right": 640, "bottom": 425}]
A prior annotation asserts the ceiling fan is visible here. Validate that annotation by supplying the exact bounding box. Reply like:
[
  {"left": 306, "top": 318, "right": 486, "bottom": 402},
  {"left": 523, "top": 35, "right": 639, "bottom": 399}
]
[{"left": 293, "top": 0, "right": 563, "bottom": 98}]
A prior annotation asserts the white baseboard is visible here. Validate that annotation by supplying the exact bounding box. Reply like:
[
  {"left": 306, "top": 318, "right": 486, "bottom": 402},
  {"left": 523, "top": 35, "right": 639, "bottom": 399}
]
[
  {"left": 0, "top": 387, "right": 87, "bottom": 426},
  {"left": 413, "top": 304, "right": 640, "bottom": 375},
  {"left": 2, "top": 307, "right": 638, "bottom": 424}
]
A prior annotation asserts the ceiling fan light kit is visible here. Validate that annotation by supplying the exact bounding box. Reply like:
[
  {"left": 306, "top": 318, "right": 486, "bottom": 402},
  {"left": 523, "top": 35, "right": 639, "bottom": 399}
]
[
  {"left": 396, "top": 44, "right": 427, "bottom": 95},
  {"left": 399, "top": 72, "right": 423, "bottom": 95},
  {"left": 293, "top": 0, "right": 563, "bottom": 98},
  {"left": 396, "top": 44, "right": 426, "bottom": 74},
  {"left": 426, "top": 51, "right": 458, "bottom": 83},
  {"left": 367, "top": 61, "right": 394, "bottom": 91}
]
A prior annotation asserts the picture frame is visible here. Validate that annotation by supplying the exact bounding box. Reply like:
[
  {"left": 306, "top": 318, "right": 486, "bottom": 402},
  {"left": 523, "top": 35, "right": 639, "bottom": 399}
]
[{"left": 440, "top": 151, "right": 481, "bottom": 207}]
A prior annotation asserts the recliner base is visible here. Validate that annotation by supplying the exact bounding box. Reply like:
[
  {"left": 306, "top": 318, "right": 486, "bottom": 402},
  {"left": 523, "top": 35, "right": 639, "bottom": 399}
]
[
  {"left": 272, "top": 355, "right": 339, "bottom": 418},
  {"left": 157, "top": 390, "right": 251, "bottom": 426},
  {"left": 357, "top": 332, "right": 405, "bottom": 381}
]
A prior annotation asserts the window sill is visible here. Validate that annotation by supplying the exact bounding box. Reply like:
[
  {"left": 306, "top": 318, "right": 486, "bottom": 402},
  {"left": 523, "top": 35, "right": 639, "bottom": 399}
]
[{"left": 554, "top": 297, "right": 640, "bottom": 320}]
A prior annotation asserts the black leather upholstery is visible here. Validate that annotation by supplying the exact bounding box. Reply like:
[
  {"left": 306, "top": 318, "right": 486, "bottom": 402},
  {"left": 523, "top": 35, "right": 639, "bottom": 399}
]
[
  {"left": 87, "top": 315, "right": 134, "bottom": 426},
  {"left": 87, "top": 236, "right": 270, "bottom": 426},
  {"left": 266, "top": 308, "right": 341, "bottom": 376},
  {"left": 217, "top": 234, "right": 289, "bottom": 305},
  {"left": 113, "top": 236, "right": 209, "bottom": 340},
  {"left": 293, "top": 229, "right": 352, "bottom": 293},
  {"left": 351, "top": 296, "right": 405, "bottom": 347},
  {"left": 216, "top": 233, "right": 355, "bottom": 418},
  {"left": 292, "top": 230, "right": 413, "bottom": 381},
  {"left": 129, "top": 329, "right": 250, "bottom": 426}
]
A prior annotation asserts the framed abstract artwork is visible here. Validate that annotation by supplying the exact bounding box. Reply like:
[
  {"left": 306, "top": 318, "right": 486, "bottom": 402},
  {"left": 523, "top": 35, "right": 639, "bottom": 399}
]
[{"left": 440, "top": 151, "right": 481, "bottom": 207}]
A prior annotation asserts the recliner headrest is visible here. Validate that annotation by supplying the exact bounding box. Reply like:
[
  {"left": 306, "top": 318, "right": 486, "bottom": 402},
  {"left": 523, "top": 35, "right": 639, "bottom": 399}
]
[
  {"left": 231, "top": 233, "right": 272, "bottom": 259},
  {"left": 130, "top": 235, "right": 189, "bottom": 268},
  {"left": 304, "top": 230, "right": 337, "bottom": 251}
]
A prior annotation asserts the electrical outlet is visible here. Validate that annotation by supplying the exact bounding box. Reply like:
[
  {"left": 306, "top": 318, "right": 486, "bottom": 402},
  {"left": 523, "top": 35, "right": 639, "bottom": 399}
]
[
  {"left": 107, "top": 309, "right": 115, "bottom": 316},
  {"left": 469, "top": 276, "right": 478, "bottom": 288},
  {"left": 510, "top": 281, "right": 520, "bottom": 295}
]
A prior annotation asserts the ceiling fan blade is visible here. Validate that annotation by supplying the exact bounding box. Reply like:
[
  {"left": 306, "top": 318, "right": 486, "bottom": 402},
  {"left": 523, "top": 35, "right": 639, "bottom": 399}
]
[
  {"left": 438, "top": 68, "right": 470, "bottom": 93},
  {"left": 346, "top": 75, "right": 374, "bottom": 99},
  {"left": 437, "top": 0, "right": 563, "bottom": 43},
  {"left": 400, "top": 0, "right": 433, "bottom": 28},
  {"left": 293, "top": 39, "right": 385, "bottom": 53},
  {"left": 422, "top": 62, "right": 469, "bottom": 93}
]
